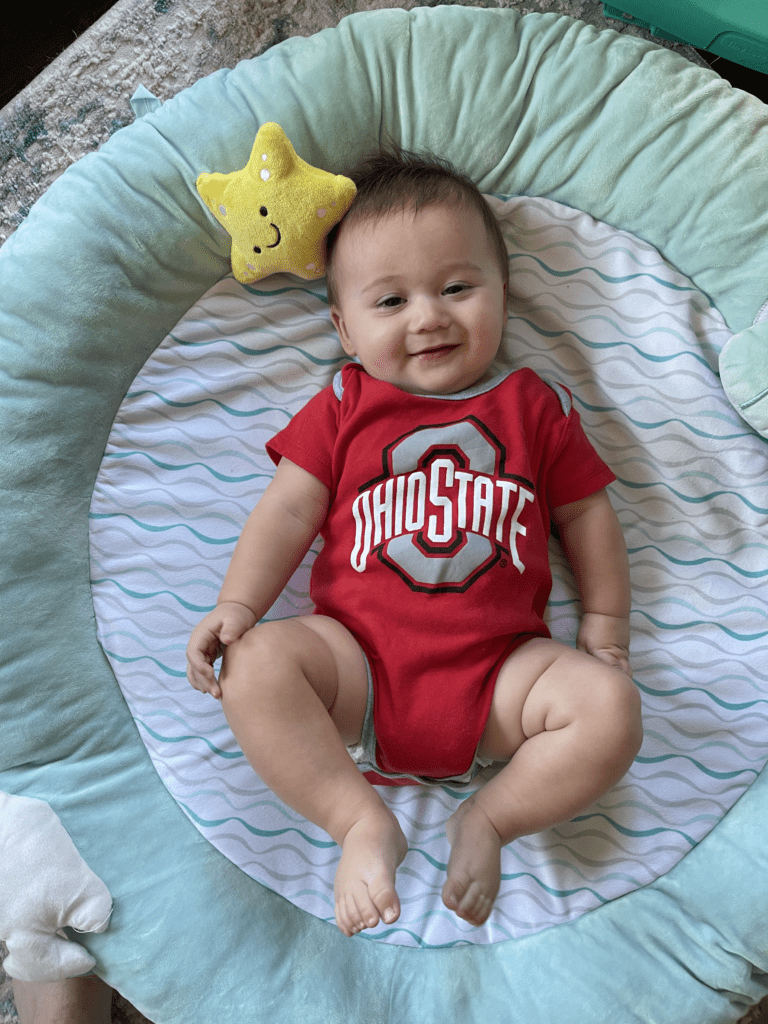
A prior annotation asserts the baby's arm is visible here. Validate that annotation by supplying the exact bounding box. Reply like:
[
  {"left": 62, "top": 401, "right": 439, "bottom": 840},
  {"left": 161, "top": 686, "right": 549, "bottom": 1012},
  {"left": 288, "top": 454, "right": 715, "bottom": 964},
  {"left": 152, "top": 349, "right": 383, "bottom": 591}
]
[
  {"left": 551, "top": 488, "right": 632, "bottom": 676},
  {"left": 186, "top": 457, "right": 330, "bottom": 696}
]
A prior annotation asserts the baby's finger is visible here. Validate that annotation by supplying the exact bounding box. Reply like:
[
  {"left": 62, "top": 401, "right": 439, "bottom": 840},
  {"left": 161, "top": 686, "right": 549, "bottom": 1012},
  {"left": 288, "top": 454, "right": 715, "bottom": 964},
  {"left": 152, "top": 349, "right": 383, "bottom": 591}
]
[
  {"left": 186, "top": 663, "right": 204, "bottom": 690},
  {"left": 204, "top": 674, "right": 223, "bottom": 699},
  {"left": 600, "top": 651, "right": 633, "bottom": 678},
  {"left": 187, "top": 665, "right": 222, "bottom": 699},
  {"left": 186, "top": 649, "right": 212, "bottom": 680},
  {"left": 186, "top": 654, "right": 214, "bottom": 686}
]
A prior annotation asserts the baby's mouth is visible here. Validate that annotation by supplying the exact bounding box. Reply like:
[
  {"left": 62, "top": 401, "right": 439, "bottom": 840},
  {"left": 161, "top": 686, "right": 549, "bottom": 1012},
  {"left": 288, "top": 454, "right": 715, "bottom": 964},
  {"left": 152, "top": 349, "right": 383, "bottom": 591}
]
[{"left": 413, "top": 343, "right": 459, "bottom": 359}]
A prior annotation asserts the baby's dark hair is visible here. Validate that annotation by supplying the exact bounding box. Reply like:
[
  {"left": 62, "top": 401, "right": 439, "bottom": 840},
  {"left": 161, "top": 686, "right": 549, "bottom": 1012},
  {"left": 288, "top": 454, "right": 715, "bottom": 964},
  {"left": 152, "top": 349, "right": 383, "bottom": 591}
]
[{"left": 325, "top": 146, "right": 509, "bottom": 308}]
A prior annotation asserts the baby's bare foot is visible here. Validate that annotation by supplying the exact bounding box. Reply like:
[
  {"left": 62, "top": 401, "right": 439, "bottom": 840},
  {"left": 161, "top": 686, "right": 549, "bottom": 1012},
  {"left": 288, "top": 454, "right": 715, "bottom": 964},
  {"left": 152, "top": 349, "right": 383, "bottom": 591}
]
[
  {"left": 442, "top": 797, "right": 502, "bottom": 926},
  {"left": 334, "top": 809, "right": 408, "bottom": 936}
]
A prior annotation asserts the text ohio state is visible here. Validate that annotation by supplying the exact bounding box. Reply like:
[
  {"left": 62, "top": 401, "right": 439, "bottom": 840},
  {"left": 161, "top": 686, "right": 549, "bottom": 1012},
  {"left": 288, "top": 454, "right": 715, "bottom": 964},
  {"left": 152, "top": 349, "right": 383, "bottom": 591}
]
[{"left": 350, "top": 458, "right": 535, "bottom": 573}]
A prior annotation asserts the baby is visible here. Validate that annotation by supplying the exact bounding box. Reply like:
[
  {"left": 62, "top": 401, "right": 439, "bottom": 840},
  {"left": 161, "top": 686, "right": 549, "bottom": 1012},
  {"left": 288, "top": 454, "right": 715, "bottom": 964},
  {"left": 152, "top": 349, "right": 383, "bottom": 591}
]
[{"left": 186, "top": 148, "right": 642, "bottom": 937}]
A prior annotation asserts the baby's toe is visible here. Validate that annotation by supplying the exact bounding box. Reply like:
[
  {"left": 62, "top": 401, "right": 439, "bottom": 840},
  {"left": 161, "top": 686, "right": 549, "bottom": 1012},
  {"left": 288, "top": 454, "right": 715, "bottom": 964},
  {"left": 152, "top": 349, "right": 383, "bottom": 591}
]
[
  {"left": 458, "top": 885, "right": 493, "bottom": 926},
  {"left": 442, "top": 875, "right": 492, "bottom": 926},
  {"left": 442, "top": 867, "right": 473, "bottom": 910},
  {"left": 335, "top": 896, "right": 361, "bottom": 936},
  {"left": 441, "top": 879, "right": 462, "bottom": 912},
  {"left": 335, "top": 886, "right": 380, "bottom": 936},
  {"left": 368, "top": 882, "right": 400, "bottom": 925}
]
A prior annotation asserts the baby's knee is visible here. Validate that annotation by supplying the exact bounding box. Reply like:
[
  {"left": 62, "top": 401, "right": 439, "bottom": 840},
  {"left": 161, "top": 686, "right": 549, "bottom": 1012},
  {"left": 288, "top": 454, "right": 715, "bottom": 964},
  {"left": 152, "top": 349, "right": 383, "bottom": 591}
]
[
  {"left": 220, "top": 621, "right": 295, "bottom": 693},
  {"left": 222, "top": 620, "right": 266, "bottom": 662},
  {"left": 594, "top": 667, "right": 643, "bottom": 765}
]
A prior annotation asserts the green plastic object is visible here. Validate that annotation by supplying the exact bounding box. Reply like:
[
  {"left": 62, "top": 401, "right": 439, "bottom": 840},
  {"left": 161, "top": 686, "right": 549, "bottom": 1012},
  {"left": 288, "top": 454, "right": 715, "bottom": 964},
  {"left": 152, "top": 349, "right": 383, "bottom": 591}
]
[{"left": 604, "top": 0, "right": 768, "bottom": 72}]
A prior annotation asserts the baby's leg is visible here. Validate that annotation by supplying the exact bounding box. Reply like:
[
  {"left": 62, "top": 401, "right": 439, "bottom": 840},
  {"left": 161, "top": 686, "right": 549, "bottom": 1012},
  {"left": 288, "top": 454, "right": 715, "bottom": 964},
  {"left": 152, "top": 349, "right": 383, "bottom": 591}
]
[
  {"left": 443, "top": 638, "right": 642, "bottom": 926},
  {"left": 12, "top": 977, "right": 113, "bottom": 1024},
  {"left": 219, "top": 615, "right": 407, "bottom": 936}
]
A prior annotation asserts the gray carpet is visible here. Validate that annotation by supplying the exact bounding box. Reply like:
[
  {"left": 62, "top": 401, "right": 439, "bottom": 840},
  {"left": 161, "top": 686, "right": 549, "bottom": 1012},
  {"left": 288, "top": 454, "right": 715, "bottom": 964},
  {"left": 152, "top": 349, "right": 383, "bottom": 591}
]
[{"left": 0, "top": 1, "right": 761, "bottom": 1021}]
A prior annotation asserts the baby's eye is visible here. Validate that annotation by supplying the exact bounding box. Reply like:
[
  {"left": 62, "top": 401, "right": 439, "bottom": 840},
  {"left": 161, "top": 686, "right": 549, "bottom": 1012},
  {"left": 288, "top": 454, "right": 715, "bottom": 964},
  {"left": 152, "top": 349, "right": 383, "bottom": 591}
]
[
  {"left": 377, "top": 295, "right": 404, "bottom": 309},
  {"left": 444, "top": 283, "right": 469, "bottom": 295}
]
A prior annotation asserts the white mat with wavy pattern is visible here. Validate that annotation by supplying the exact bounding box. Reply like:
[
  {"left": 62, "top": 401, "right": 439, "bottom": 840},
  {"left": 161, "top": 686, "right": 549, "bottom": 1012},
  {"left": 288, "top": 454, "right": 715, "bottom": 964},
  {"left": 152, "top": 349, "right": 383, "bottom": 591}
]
[{"left": 89, "top": 195, "right": 768, "bottom": 947}]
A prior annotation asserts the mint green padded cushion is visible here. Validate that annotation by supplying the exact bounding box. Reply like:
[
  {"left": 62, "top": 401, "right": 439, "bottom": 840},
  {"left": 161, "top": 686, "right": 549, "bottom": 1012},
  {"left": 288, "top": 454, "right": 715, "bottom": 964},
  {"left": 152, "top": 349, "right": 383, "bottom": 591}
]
[
  {"left": 1, "top": 8, "right": 767, "bottom": 1022},
  {"left": 721, "top": 319, "right": 768, "bottom": 437}
]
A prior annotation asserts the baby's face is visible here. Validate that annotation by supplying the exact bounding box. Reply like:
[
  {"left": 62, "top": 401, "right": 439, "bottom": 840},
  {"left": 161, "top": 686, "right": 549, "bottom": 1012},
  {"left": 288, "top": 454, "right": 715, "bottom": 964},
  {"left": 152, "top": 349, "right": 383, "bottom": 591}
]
[{"left": 329, "top": 203, "right": 507, "bottom": 395}]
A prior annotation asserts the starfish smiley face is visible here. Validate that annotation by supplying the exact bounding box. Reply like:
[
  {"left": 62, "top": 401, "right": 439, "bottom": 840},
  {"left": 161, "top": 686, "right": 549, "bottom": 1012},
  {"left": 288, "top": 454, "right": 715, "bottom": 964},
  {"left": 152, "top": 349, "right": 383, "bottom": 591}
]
[
  {"left": 196, "top": 123, "right": 356, "bottom": 283},
  {"left": 251, "top": 206, "right": 281, "bottom": 255}
]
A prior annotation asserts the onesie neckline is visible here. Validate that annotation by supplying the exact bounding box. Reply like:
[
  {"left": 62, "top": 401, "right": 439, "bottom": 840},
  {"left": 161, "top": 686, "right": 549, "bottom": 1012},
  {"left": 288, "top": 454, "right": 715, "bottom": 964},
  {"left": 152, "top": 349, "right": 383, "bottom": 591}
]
[{"left": 333, "top": 362, "right": 514, "bottom": 402}]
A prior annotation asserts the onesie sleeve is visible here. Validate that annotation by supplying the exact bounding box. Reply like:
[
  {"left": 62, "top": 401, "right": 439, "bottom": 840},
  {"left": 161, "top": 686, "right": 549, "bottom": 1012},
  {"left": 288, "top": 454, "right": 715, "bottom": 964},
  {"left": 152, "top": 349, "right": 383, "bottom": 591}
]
[
  {"left": 544, "top": 394, "right": 616, "bottom": 510},
  {"left": 265, "top": 384, "right": 340, "bottom": 490}
]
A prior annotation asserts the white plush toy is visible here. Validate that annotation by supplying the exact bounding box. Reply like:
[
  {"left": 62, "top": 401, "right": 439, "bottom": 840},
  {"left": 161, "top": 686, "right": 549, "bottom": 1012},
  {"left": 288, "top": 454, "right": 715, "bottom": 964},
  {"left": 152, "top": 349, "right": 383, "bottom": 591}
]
[{"left": 0, "top": 792, "right": 112, "bottom": 982}]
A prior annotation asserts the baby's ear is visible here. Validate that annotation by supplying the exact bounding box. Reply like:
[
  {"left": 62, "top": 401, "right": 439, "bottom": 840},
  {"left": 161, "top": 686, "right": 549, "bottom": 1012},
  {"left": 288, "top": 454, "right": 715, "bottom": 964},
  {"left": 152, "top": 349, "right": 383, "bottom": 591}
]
[{"left": 330, "top": 308, "right": 356, "bottom": 357}]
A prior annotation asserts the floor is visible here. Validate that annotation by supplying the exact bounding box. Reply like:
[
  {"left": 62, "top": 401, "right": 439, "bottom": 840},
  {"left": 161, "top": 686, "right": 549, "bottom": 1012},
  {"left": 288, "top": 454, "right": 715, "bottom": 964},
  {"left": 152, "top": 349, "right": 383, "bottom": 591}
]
[
  {"left": 4, "top": 1, "right": 767, "bottom": 109},
  {"left": 2, "top": 1, "right": 120, "bottom": 110},
  {"left": 695, "top": 52, "right": 768, "bottom": 102}
]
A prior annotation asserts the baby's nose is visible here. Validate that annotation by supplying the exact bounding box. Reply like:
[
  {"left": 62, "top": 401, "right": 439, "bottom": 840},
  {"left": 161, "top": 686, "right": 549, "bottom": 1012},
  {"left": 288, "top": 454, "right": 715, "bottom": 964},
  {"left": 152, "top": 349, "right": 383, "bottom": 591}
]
[{"left": 411, "top": 295, "right": 449, "bottom": 332}]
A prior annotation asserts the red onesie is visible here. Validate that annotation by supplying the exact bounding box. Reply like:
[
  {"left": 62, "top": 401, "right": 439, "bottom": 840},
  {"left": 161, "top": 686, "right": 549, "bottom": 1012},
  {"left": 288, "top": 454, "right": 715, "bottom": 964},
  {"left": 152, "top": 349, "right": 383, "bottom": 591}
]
[{"left": 266, "top": 363, "right": 615, "bottom": 782}]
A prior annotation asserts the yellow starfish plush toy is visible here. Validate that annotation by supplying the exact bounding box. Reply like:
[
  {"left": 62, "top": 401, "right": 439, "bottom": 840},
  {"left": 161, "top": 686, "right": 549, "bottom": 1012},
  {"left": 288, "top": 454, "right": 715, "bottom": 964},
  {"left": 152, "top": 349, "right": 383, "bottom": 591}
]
[{"left": 196, "top": 123, "right": 357, "bottom": 284}]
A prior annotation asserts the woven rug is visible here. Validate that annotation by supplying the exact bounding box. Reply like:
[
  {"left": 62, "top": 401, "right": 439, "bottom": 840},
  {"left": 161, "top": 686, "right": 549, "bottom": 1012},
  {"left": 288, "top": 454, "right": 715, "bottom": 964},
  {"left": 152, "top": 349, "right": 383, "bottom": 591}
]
[{"left": 0, "top": 1, "right": 762, "bottom": 1022}]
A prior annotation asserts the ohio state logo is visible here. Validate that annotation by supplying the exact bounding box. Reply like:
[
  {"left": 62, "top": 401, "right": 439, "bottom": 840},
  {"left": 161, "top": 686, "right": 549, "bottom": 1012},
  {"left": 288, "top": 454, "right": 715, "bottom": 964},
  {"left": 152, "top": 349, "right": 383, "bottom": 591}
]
[{"left": 350, "top": 417, "right": 535, "bottom": 592}]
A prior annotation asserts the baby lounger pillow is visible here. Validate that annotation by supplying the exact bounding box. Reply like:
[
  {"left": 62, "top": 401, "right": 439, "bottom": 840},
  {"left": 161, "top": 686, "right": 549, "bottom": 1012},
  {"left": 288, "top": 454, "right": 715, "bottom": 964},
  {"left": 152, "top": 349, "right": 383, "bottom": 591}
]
[
  {"left": 2, "top": 6, "right": 768, "bottom": 1022},
  {"left": 90, "top": 189, "right": 762, "bottom": 955}
]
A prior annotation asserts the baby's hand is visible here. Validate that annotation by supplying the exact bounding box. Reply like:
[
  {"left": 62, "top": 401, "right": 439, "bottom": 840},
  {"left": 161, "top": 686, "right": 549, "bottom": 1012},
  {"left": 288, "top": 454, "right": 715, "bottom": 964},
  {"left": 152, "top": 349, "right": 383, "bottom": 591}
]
[
  {"left": 186, "top": 602, "right": 257, "bottom": 698},
  {"left": 577, "top": 612, "right": 632, "bottom": 677}
]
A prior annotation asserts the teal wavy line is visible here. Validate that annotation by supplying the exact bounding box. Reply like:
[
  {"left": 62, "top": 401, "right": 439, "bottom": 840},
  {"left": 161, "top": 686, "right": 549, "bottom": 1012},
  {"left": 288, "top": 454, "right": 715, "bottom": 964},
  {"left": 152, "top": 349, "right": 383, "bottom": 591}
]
[
  {"left": 643, "top": 727, "right": 764, "bottom": 760},
  {"left": 172, "top": 335, "right": 340, "bottom": 365},
  {"left": 91, "top": 577, "right": 215, "bottom": 612},
  {"left": 410, "top": 847, "right": 612, "bottom": 901},
  {"left": 508, "top": 252, "right": 697, "bottom": 291},
  {"left": 573, "top": 395, "right": 748, "bottom": 437},
  {"left": 510, "top": 316, "right": 714, "bottom": 370},
  {"left": 103, "top": 450, "right": 261, "bottom": 484},
  {"left": 636, "top": 662, "right": 766, "bottom": 688},
  {"left": 643, "top": 596, "right": 767, "bottom": 620},
  {"left": 102, "top": 650, "right": 186, "bottom": 677},
  {"left": 108, "top": 438, "right": 254, "bottom": 462},
  {"left": 604, "top": 802, "right": 719, "bottom": 829},
  {"left": 408, "top": 847, "right": 446, "bottom": 871},
  {"left": 504, "top": 850, "right": 643, "bottom": 885},
  {"left": 634, "top": 682, "right": 767, "bottom": 711},
  {"left": 636, "top": 610, "right": 768, "bottom": 642},
  {"left": 242, "top": 282, "right": 329, "bottom": 302},
  {"left": 90, "top": 508, "right": 244, "bottom": 531},
  {"left": 137, "top": 721, "right": 243, "bottom": 759},
  {"left": 287, "top": 888, "right": 333, "bottom": 904},
  {"left": 568, "top": 812, "right": 697, "bottom": 847},
  {"left": 627, "top": 527, "right": 765, "bottom": 557},
  {"left": 97, "top": 627, "right": 192, "bottom": 650},
  {"left": 514, "top": 239, "right": 666, "bottom": 268},
  {"left": 88, "top": 515, "right": 237, "bottom": 544},
  {"left": 616, "top": 478, "right": 767, "bottom": 514},
  {"left": 124, "top": 390, "right": 292, "bottom": 419},
  {"left": 354, "top": 927, "right": 477, "bottom": 949},
  {"left": 178, "top": 802, "right": 336, "bottom": 846},
  {"left": 183, "top": 791, "right": 299, "bottom": 817},
  {"left": 575, "top": 329, "right": 714, "bottom": 371},
  {"left": 627, "top": 545, "right": 768, "bottom": 579},
  {"left": 498, "top": 870, "right": 610, "bottom": 902},
  {"left": 582, "top": 411, "right": 749, "bottom": 444},
  {"left": 635, "top": 753, "right": 760, "bottom": 781}
]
